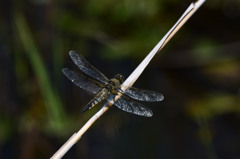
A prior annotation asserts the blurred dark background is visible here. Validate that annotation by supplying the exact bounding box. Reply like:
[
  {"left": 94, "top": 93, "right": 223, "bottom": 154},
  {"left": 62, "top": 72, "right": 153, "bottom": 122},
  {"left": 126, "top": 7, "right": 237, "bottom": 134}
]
[{"left": 0, "top": 0, "right": 240, "bottom": 158}]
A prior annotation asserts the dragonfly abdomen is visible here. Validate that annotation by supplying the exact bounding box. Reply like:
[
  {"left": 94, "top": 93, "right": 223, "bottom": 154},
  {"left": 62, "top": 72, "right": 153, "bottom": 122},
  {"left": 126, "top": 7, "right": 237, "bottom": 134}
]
[{"left": 82, "top": 88, "right": 109, "bottom": 112}]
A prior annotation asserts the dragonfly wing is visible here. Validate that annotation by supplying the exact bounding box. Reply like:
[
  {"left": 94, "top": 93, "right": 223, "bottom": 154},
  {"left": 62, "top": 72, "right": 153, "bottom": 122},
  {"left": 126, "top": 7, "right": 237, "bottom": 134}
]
[
  {"left": 124, "top": 87, "right": 164, "bottom": 102},
  {"left": 62, "top": 68, "right": 103, "bottom": 94},
  {"left": 69, "top": 51, "right": 108, "bottom": 84},
  {"left": 106, "top": 94, "right": 153, "bottom": 117}
]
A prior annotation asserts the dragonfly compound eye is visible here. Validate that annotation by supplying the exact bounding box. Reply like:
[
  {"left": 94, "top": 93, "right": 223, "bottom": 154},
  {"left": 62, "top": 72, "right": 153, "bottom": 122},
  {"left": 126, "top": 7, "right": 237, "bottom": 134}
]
[{"left": 115, "top": 74, "right": 124, "bottom": 83}]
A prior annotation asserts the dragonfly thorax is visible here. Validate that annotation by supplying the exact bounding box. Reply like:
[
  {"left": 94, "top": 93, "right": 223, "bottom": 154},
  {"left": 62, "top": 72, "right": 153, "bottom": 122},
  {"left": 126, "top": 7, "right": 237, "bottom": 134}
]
[{"left": 106, "top": 74, "right": 124, "bottom": 94}]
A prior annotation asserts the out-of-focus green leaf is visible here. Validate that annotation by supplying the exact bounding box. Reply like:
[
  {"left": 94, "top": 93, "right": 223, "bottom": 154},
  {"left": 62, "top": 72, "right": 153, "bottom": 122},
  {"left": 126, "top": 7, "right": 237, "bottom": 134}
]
[
  {"left": 14, "top": 13, "right": 68, "bottom": 135},
  {"left": 187, "top": 93, "right": 240, "bottom": 119},
  {"left": 0, "top": 115, "right": 12, "bottom": 142}
]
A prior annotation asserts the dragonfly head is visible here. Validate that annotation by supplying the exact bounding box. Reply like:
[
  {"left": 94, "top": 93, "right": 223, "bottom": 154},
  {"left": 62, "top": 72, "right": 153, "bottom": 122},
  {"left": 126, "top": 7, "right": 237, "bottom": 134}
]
[{"left": 114, "top": 74, "right": 124, "bottom": 84}]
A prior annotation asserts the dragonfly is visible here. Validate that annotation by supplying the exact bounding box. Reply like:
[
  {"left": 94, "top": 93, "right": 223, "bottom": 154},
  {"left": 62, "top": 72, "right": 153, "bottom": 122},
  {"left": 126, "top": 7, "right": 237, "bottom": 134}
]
[{"left": 62, "top": 51, "right": 164, "bottom": 117}]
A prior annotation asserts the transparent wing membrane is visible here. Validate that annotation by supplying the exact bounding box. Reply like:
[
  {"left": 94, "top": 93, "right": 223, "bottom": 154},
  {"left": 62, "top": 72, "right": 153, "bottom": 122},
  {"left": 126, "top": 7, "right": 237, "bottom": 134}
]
[
  {"left": 107, "top": 94, "right": 153, "bottom": 117},
  {"left": 124, "top": 87, "right": 164, "bottom": 102},
  {"left": 62, "top": 68, "right": 102, "bottom": 94},
  {"left": 69, "top": 51, "right": 108, "bottom": 84}
]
